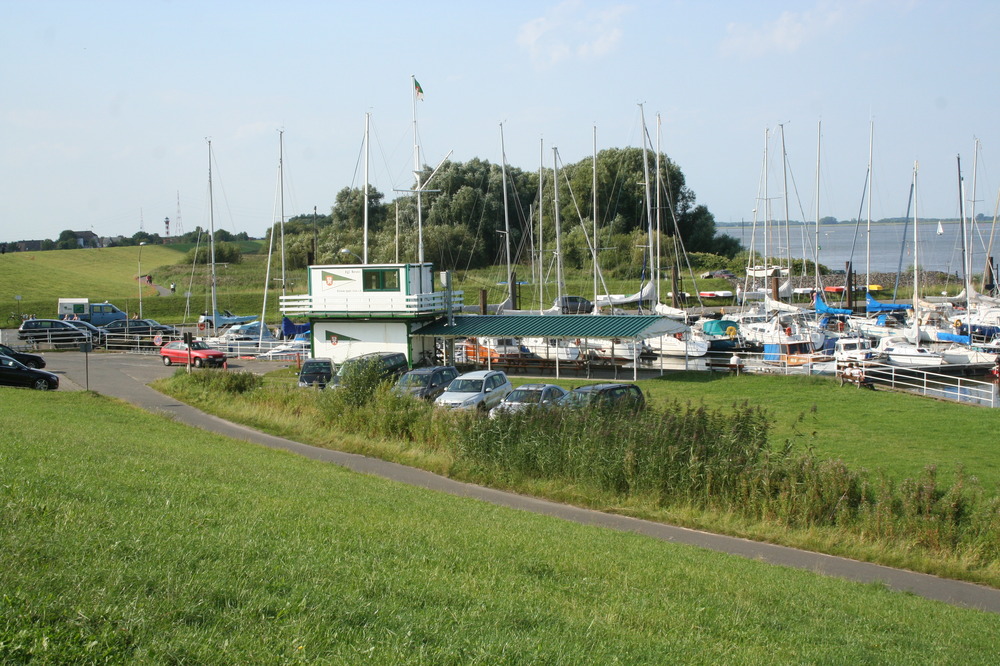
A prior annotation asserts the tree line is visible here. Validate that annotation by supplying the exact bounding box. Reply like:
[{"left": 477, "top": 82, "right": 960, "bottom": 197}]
[{"left": 270, "top": 147, "right": 741, "bottom": 276}]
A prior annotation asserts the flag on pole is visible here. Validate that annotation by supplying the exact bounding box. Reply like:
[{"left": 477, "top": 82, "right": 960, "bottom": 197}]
[{"left": 414, "top": 78, "right": 424, "bottom": 101}]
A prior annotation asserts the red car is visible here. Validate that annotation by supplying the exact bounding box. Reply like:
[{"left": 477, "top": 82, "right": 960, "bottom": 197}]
[{"left": 160, "top": 340, "right": 227, "bottom": 368}]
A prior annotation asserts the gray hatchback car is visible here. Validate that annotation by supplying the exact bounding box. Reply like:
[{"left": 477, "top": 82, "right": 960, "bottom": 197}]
[{"left": 395, "top": 366, "right": 459, "bottom": 401}]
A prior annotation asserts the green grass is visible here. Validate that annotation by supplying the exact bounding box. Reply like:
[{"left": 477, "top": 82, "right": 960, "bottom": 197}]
[
  {"left": 2, "top": 388, "right": 999, "bottom": 662},
  {"left": 155, "top": 369, "right": 1000, "bottom": 587}
]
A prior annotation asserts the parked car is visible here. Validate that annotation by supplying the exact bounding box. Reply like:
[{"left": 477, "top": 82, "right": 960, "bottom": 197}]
[
  {"left": 709, "top": 269, "right": 737, "bottom": 279},
  {"left": 488, "top": 383, "right": 568, "bottom": 418},
  {"left": 559, "top": 383, "right": 645, "bottom": 411},
  {"left": 434, "top": 369, "right": 513, "bottom": 411},
  {"left": 103, "top": 318, "right": 180, "bottom": 337},
  {"left": 0, "top": 355, "right": 59, "bottom": 390},
  {"left": 329, "top": 352, "right": 409, "bottom": 388},
  {"left": 554, "top": 295, "right": 595, "bottom": 314},
  {"left": 18, "top": 318, "right": 91, "bottom": 348},
  {"left": 160, "top": 340, "right": 227, "bottom": 368},
  {"left": 298, "top": 358, "right": 335, "bottom": 388},
  {"left": 65, "top": 319, "right": 108, "bottom": 347},
  {"left": 394, "top": 365, "right": 459, "bottom": 401},
  {"left": 0, "top": 343, "right": 45, "bottom": 369}
]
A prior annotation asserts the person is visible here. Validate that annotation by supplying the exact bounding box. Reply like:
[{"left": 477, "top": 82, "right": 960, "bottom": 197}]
[
  {"left": 146, "top": 275, "right": 152, "bottom": 285},
  {"left": 729, "top": 352, "right": 743, "bottom": 375},
  {"left": 170, "top": 282, "right": 176, "bottom": 293},
  {"left": 840, "top": 362, "right": 855, "bottom": 387},
  {"left": 992, "top": 358, "right": 1000, "bottom": 380}
]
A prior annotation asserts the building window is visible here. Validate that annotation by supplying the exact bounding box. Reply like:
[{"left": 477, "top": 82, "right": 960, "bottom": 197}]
[{"left": 362, "top": 269, "right": 399, "bottom": 292}]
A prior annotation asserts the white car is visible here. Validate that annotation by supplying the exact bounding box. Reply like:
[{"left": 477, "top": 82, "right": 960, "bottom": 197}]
[
  {"left": 434, "top": 369, "right": 513, "bottom": 411},
  {"left": 489, "top": 383, "right": 568, "bottom": 418}
]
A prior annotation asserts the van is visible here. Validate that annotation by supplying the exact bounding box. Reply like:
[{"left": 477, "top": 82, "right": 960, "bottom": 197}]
[
  {"left": 330, "top": 352, "right": 408, "bottom": 388},
  {"left": 57, "top": 298, "right": 127, "bottom": 326},
  {"left": 298, "top": 358, "right": 334, "bottom": 388}
]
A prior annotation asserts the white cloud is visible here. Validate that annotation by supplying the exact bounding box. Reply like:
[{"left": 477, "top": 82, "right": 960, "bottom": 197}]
[
  {"left": 517, "top": 0, "right": 632, "bottom": 66},
  {"left": 720, "top": 2, "right": 848, "bottom": 58}
]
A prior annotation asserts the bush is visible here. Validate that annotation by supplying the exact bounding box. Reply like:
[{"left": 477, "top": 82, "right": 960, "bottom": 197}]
[{"left": 174, "top": 368, "right": 262, "bottom": 394}]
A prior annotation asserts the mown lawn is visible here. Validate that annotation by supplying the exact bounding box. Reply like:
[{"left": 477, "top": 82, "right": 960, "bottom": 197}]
[{"left": 1, "top": 388, "right": 998, "bottom": 662}]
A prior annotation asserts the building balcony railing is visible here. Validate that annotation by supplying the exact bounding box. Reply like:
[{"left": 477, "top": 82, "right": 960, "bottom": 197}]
[{"left": 279, "top": 291, "right": 464, "bottom": 317}]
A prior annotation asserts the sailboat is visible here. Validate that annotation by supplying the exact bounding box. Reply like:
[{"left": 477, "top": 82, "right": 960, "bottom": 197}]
[
  {"left": 880, "top": 163, "right": 944, "bottom": 366},
  {"left": 196, "top": 140, "right": 257, "bottom": 332}
]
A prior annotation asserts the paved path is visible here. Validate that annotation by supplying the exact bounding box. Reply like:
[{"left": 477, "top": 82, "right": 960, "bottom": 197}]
[{"left": 48, "top": 351, "right": 1000, "bottom": 615}]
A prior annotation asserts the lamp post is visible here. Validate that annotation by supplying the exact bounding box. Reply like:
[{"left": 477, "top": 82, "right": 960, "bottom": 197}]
[
  {"left": 137, "top": 242, "right": 147, "bottom": 319},
  {"left": 339, "top": 247, "right": 362, "bottom": 263}
]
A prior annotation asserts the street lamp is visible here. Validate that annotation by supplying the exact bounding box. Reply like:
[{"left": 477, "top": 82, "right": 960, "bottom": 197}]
[
  {"left": 339, "top": 247, "right": 362, "bottom": 263},
  {"left": 137, "top": 242, "right": 147, "bottom": 319}
]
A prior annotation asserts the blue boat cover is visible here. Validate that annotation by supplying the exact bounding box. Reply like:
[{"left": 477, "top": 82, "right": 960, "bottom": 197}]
[
  {"left": 936, "top": 331, "right": 971, "bottom": 344},
  {"left": 866, "top": 293, "right": 910, "bottom": 313},
  {"left": 814, "top": 292, "right": 852, "bottom": 315},
  {"left": 281, "top": 316, "right": 310, "bottom": 338}
]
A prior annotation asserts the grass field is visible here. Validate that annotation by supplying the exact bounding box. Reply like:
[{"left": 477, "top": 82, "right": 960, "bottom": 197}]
[
  {"left": 155, "top": 367, "right": 1000, "bottom": 588},
  {"left": 2, "top": 388, "right": 998, "bottom": 662}
]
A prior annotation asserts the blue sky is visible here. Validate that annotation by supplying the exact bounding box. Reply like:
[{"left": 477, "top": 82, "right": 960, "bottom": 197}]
[{"left": 3, "top": 0, "right": 998, "bottom": 244}]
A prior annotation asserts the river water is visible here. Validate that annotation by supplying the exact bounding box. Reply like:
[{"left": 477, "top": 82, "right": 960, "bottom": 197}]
[{"left": 724, "top": 220, "right": 997, "bottom": 275}]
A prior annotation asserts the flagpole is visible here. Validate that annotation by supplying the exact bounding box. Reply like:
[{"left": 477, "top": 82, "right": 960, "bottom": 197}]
[{"left": 412, "top": 75, "right": 424, "bottom": 264}]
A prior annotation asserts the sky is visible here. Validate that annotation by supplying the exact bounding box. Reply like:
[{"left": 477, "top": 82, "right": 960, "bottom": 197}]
[{"left": 3, "top": 0, "right": 999, "bottom": 245}]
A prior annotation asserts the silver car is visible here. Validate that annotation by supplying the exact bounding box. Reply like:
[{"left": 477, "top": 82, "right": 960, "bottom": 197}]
[
  {"left": 434, "top": 369, "right": 513, "bottom": 411},
  {"left": 489, "top": 383, "right": 568, "bottom": 418}
]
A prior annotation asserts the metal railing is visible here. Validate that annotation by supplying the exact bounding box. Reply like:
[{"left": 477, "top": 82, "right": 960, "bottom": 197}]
[{"left": 279, "top": 290, "right": 464, "bottom": 316}]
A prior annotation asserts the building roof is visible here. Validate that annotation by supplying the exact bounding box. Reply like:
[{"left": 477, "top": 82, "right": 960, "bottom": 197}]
[{"left": 414, "top": 314, "right": 686, "bottom": 340}]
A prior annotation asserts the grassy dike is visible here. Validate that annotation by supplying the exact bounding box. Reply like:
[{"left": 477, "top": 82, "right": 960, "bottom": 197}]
[
  {"left": 2, "top": 388, "right": 999, "bottom": 662},
  {"left": 154, "top": 368, "right": 1000, "bottom": 591}
]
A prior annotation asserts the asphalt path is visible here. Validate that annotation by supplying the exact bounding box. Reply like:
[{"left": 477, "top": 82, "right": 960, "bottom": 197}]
[{"left": 46, "top": 350, "right": 1000, "bottom": 615}]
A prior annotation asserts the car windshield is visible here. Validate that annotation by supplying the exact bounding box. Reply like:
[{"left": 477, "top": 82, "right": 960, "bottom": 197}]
[
  {"left": 302, "top": 362, "right": 331, "bottom": 373},
  {"left": 189, "top": 341, "right": 210, "bottom": 350},
  {"left": 399, "top": 373, "right": 430, "bottom": 387},
  {"left": 561, "top": 391, "right": 593, "bottom": 407},
  {"left": 505, "top": 389, "right": 541, "bottom": 404},
  {"left": 448, "top": 379, "right": 483, "bottom": 393}
]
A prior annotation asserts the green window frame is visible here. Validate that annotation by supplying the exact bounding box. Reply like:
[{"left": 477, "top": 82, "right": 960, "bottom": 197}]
[{"left": 362, "top": 269, "right": 400, "bottom": 292}]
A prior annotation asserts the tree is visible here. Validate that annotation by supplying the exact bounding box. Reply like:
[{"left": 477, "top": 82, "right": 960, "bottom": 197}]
[{"left": 332, "top": 186, "right": 388, "bottom": 232}]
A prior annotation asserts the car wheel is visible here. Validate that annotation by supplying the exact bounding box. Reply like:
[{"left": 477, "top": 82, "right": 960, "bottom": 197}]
[
  {"left": 194, "top": 358, "right": 204, "bottom": 368},
  {"left": 32, "top": 378, "right": 51, "bottom": 391},
  {"left": 163, "top": 356, "right": 172, "bottom": 366}
]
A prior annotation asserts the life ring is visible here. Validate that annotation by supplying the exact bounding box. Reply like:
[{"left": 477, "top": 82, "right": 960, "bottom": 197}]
[
  {"left": 197, "top": 322, "right": 205, "bottom": 331},
  {"left": 954, "top": 319, "right": 962, "bottom": 328},
  {"left": 725, "top": 326, "right": 738, "bottom": 339},
  {"left": 837, "top": 321, "right": 845, "bottom": 332},
  {"left": 674, "top": 333, "right": 684, "bottom": 340}
]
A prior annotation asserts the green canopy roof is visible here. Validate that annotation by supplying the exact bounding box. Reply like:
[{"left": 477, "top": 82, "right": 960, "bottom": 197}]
[{"left": 414, "top": 314, "right": 686, "bottom": 340}]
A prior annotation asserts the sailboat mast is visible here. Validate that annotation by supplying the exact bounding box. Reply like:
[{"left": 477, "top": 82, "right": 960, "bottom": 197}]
[
  {"left": 207, "top": 139, "right": 218, "bottom": 328},
  {"left": 538, "top": 138, "right": 545, "bottom": 312},
  {"left": 363, "top": 112, "right": 370, "bottom": 264},
  {"left": 779, "top": 123, "right": 791, "bottom": 285},
  {"left": 639, "top": 104, "right": 653, "bottom": 308},
  {"left": 763, "top": 128, "right": 769, "bottom": 272},
  {"left": 655, "top": 114, "right": 663, "bottom": 306},
  {"left": 912, "top": 162, "right": 920, "bottom": 346},
  {"left": 553, "top": 147, "right": 564, "bottom": 305},
  {"left": 814, "top": 120, "right": 821, "bottom": 290},
  {"left": 957, "top": 154, "right": 970, "bottom": 307},
  {"left": 865, "top": 120, "right": 873, "bottom": 288},
  {"left": 499, "top": 123, "right": 512, "bottom": 307},
  {"left": 592, "top": 125, "right": 599, "bottom": 310},
  {"left": 279, "top": 130, "right": 287, "bottom": 299}
]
